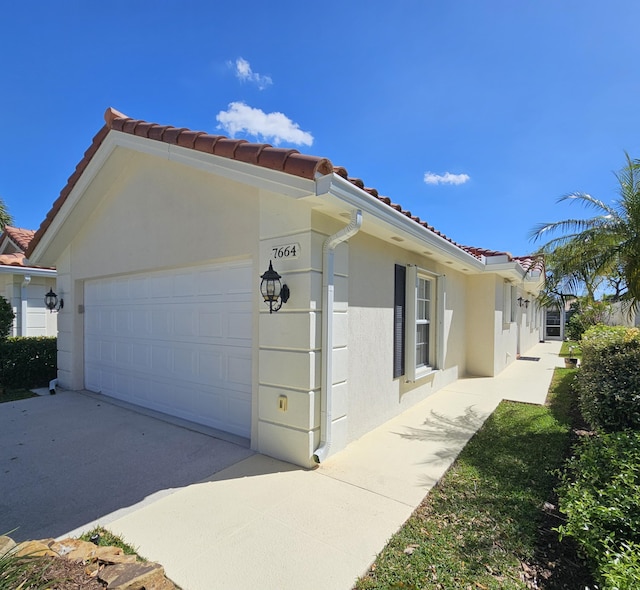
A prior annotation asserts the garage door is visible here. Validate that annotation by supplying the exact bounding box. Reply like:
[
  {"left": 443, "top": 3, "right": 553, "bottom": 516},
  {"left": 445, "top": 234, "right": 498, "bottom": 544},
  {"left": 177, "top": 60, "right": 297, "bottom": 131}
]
[{"left": 84, "top": 261, "right": 253, "bottom": 438}]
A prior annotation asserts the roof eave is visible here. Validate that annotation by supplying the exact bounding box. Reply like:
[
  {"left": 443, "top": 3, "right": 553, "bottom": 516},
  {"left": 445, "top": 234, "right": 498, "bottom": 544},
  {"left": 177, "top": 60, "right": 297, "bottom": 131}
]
[{"left": 315, "top": 173, "right": 485, "bottom": 270}]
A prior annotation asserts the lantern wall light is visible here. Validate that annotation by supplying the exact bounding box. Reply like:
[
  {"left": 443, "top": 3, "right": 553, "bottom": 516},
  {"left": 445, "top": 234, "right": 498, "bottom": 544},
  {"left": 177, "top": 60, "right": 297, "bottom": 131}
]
[
  {"left": 260, "top": 261, "right": 290, "bottom": 313},
  {"left": 517, "top": 297, "right": 531, "bottom": 309},
  {"left": 44, "top": 289, "right": 64, "bottom": 313}
]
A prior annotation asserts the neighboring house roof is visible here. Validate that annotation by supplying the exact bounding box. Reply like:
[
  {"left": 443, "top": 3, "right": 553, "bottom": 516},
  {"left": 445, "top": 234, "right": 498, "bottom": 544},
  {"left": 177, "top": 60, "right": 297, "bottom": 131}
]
[
  {"left": 26, "top": 107, "right": 536, "bottom": 275},
  {"left": 0, "top": 252, "right": 27, "bottom": 266},
  {"left": 1, "top": 226, "right": 36, "bottom": 253},
  {"left": 0, "top": 226, "right": 53, "bottom": 271}
]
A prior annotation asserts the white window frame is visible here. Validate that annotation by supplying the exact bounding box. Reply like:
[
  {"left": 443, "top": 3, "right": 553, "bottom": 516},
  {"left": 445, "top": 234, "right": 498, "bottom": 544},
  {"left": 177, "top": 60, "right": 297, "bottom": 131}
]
[{"left": 405, "top": 265, "right": 443, "bottom": 382}]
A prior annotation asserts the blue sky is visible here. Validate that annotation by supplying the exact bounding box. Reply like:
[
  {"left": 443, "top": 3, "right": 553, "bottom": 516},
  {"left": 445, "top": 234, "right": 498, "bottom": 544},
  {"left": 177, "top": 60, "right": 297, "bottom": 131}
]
[{"left": 1, "top": 1, "right": 639, "bottom": 257}]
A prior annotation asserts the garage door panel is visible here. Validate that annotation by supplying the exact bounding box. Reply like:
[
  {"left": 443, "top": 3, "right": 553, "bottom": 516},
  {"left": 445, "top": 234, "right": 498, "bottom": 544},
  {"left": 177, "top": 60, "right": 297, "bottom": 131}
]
[
  {"left": 228, "top": 352, "right": 252, "bottom": 387},
  {"left": 85, "top": 262, "right": 252, "bottom": 438},
  {"left": 198, "top": 311, "right": 222, "bottom": 338},
  {"left": 228, "top": 310, "right": 252, "bottom": 341}
]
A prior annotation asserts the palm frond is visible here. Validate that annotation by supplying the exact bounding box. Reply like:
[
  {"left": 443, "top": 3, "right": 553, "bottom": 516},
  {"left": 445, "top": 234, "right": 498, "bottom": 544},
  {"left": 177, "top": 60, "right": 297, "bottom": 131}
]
[{"left": 557, "top": 192, "right": 617, "bottom": 216}]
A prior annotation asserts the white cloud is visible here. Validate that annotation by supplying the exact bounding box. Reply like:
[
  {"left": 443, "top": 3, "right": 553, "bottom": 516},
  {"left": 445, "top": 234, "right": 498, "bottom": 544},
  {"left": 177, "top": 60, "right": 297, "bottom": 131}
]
[
  {"left": 233, "top": 57, "right": 272, "bottom": 90},
  {"left": 216, "top": 102, "right": 314, "bottom": 146},
  {"left": 423, "top": 171, "right": 470, "bottom": 185}
]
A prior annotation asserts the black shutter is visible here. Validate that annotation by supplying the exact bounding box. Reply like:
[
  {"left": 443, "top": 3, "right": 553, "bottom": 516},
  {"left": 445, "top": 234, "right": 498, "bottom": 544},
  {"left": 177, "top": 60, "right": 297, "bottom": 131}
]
[{"left": 393, "top": 264, "right": 406, "bottom": 378}]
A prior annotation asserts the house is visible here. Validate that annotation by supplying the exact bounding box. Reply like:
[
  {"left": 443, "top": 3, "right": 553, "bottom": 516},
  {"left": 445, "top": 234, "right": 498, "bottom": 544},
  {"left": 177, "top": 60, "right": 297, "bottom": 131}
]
[
  {"left": 26, "top": 108, "right": 544, "bottom": 468},
  {"left": 0, "top": 226, "right": 57, "bottom": 337}
]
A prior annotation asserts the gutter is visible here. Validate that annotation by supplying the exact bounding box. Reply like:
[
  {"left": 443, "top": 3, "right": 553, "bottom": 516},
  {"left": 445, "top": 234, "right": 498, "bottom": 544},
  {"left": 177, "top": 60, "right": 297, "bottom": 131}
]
[
  {"left": 313, "top": 208, "right": 362, "bottom": 464},
  {"left": 0, "top": 264, "right": 56, "bottom": 277}
]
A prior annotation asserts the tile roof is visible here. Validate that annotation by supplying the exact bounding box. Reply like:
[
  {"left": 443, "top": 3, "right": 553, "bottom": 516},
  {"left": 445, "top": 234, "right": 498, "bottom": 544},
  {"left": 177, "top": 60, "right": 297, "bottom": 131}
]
[
  {"left": 0, "top": 252, "right": 27, "bottom": 266},
  {"left": 27, "top": 107, "right": 526, "bottom": 267},
  {"left": 2, "top": 226, "right": 35, "bottom": 252}
]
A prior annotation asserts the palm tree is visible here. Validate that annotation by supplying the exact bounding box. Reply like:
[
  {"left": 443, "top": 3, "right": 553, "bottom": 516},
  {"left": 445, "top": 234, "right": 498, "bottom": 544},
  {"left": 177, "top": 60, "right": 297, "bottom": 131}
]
[
  {"left": 530, "top": 153, "right": 640, "bottom": 313},
  {"left": 0, "top": 196, "right": 13, "bottom": 230}
]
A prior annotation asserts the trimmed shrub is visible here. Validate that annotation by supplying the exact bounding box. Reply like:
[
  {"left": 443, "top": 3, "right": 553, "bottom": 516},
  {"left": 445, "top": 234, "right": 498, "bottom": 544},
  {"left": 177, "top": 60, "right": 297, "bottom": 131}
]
[
  {"left": 577, "top": 325, "right": 640, "bottom": 431},
  {"left": 0, "top": 337, "right": 57, "bottom": 388},
  {"left": 0, "top": 295, "right": 14, "bottom": 341},
  {"left": 557, "top": 431, "right": 640, "bottom": 588},
  {"left": 566, "top": 299, "right": 614, "bottom": 341},
  {"left": 600, "top": 541, "right": 640, "bottom": 590}
]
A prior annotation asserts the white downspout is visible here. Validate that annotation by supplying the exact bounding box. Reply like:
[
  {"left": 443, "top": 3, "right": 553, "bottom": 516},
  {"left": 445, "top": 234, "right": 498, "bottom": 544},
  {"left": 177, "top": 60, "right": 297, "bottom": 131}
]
[
  {"left": 21, "top": 275, "right": 31, "bottom": 337},
  {"left": 313, "top": 209, "right": 362, "bottom": 464}
]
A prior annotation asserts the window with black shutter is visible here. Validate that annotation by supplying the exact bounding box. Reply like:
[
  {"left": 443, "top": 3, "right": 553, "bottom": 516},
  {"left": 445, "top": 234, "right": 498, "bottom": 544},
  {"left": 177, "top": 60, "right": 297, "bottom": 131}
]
[{"left": 393, "top": 264, "right": 406, "bottom": 378}]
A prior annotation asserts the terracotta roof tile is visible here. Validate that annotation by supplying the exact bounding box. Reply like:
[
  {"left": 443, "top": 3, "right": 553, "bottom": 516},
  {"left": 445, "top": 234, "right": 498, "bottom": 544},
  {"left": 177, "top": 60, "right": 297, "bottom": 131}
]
[
  {"left": 235, "top": 143, "right": 270, "bottom": 165},
  {"left": 193, "top": 133, "right": 223, "bottom": 153},
  {"left": 258, "top": 147, "right": 298, "bottom": 172},
  {"left": 213, "top": 138, "right": 247, "bottom": 159},
  {"left": 2, "top": 226, "right": 35, "bottom": 252},
  {"left": 0, "top": 253, "right": 27, "bottom": 266},
  {"left": 176, "top": 130, "right": 205, "bottom": 149},
  {"left": 26, "top": 107, "right": 532, "bottom": 269}
]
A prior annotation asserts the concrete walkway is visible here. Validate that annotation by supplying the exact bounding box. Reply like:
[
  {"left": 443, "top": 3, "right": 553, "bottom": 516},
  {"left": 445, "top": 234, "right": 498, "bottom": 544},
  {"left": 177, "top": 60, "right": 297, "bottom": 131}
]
[{"left": 86, "top": 341, "right": 563, "bottom": 590}]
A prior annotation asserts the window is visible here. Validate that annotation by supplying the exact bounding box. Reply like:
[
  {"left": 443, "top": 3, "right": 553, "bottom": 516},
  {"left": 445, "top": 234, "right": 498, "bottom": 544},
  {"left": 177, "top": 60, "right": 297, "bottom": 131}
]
[
  {"left": 503, "top": 282, "right": 515, "bottom": 324},
  {"left": 415, "top": 276, "right": 433, "bottom": 370},
  {"left": 394, "top": 264, "right": 441, "bottom": 381},
  {"left": 393, "top": 265, "right": 406, "bottom": 378}
]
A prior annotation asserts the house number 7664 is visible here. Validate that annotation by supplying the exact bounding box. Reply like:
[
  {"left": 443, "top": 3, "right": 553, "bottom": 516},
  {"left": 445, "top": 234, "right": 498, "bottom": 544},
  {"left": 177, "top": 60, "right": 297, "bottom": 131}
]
[{"left": 272, "top": 243, "right": 300, "bottom": 259}]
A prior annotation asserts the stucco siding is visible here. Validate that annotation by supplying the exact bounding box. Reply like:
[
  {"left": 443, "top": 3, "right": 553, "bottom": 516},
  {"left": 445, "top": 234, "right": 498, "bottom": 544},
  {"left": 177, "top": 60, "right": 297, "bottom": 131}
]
[
  {"left": 465, "top": 274, "right": 495, "bottom": 376},
  {"left": 345, "top": 232, "right": 466, "bottom": 443}
]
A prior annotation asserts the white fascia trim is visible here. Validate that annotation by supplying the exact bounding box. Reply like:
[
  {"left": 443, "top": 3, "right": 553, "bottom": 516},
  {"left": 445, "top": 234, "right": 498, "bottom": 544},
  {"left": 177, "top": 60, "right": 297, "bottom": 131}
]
[
  {"left": 113, "top": 132, "right": 316, "bottom": 199},
  {"left": 0, "top": 265, "right": 56, "bottom": 277},
  {"left": 487, "top": 261, "right": 528, "bottom": 280},
  {"left": 317, "top": 173, "right": 485, "bottom": 271}
]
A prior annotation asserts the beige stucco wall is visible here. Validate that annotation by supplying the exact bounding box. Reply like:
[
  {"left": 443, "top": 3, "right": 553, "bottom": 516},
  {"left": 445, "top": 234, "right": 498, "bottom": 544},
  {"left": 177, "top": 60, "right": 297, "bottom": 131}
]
[
  {"left": 492, "top": 277, "right": 517, "bottom": 375},
  {"left": 465, "top": 274, "right": 496, "bottom": 376},
  {"left": 517, "top": 294, "right": 542, "bottom": 353},
  {"left": 256, "top": 194, "right": 324, "bottom": 467},
  {"left": 345, "top": 231, "right": 467, "bottom": 443}
]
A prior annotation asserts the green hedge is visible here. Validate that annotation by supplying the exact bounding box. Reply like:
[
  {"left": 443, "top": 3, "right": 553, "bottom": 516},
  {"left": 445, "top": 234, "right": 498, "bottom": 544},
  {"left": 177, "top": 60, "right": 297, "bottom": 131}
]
[
  {"left": 558, "top": 431, "right": 640, "bottom": 588},
  {"left": 577, "top": 325, "right": 640, "bottom": 431},
  {"left": 0, "top": 337, "right": 57, "bottom": 388},
  {"left": 0, "top": 295, "right": 14, "bottom": 340}
]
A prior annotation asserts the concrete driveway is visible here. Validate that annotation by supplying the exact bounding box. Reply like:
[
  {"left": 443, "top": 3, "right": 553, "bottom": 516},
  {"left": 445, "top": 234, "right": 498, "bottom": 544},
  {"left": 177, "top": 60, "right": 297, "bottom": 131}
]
[{"left": 0, "top": 390, "right": 254, "bottom": 542}]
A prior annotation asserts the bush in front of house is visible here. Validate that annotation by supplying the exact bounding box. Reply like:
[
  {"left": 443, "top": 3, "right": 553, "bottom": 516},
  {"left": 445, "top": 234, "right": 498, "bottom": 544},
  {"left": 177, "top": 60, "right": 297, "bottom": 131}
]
[
  {"left": 557, "top": 430, "right": 640, "bottom": 588},
  {"left": 0, "top": 295, "right": 14, "bottom": 341},
  {"left": 577, "top": 324, "right": 640, "bottom": 431},
  {"left": 565, "top": 299, "right": 613, "bottom": 341},
  {"left": 0, "top": 337, "right": 57, "bottom": 388}
]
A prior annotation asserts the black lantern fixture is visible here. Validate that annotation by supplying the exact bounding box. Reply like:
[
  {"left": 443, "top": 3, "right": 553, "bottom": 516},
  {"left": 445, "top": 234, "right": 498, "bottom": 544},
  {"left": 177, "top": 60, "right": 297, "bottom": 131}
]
[
  {"left": 517, "top": 296, "right": 524, "bottom": 307},
  {"left": 524, "top": 299, "right": 530, "bottom": 309},
  {"left": 44, "top": 289, "right": 64, "bottom": 313},
  {"left": 260, "top": 261, "right": 290, "bottom": 313}
]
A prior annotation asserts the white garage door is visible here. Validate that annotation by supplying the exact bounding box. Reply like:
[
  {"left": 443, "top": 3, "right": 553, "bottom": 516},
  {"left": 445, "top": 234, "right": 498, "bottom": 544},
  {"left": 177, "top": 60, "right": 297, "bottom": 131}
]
[{"left": 84, "top": 261, "right": 253, "bottom": 438}]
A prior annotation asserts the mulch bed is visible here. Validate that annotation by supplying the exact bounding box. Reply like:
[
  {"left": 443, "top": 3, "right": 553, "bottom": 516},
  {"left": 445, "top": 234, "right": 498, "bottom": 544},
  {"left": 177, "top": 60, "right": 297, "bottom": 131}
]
[{"left": 14, "top": 554, "right": 105, "bottom": 589}]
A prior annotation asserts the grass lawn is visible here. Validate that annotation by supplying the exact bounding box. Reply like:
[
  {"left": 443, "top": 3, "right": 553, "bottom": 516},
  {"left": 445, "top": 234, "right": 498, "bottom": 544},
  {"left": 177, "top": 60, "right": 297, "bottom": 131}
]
[
  {"left": 559, "top": 340, "right": 582, "bottom": 358},
  {"left": 355, "top": 368, "right": 583, "bottom": 590},
  {"left": 0, "top": 388, "right": 37, "bottom": 403},
  {"left": 79, "top": 526, "right": 143, "bottom": 559}
]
